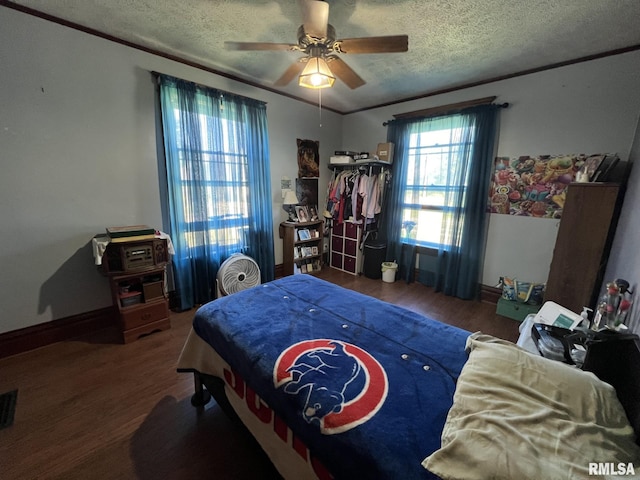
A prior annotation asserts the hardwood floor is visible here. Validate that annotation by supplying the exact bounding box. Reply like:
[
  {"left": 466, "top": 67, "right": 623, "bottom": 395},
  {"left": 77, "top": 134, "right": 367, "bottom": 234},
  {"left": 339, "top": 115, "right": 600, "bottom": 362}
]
[
  {"left": 0, "top": 270, "right": 519, "bottom": 479},
  {"left": 317, "top": 269, "right": 519, "bottom": 343}
]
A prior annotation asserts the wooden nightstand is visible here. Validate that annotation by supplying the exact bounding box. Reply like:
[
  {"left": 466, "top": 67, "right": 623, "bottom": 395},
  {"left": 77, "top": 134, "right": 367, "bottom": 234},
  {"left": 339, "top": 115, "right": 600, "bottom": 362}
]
[
  {"left": 96, "top": 236, "right": 172, "bottom": 343},
  {"left": 108, "top": 267, "right": 170, "bottom": 343}
]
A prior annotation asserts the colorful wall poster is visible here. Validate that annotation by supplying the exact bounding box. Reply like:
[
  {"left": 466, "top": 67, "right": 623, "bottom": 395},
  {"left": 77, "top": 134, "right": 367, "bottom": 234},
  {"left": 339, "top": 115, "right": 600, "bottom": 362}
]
[{"left": 488, "top": 154, "right": 603, "bottom": 218}]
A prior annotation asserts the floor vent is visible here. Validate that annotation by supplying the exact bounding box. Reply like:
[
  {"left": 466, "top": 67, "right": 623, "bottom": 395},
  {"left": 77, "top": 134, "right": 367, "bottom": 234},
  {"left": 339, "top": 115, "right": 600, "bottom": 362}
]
[{"left": 0, "top": 389, "right": 17, "bottom": 429}]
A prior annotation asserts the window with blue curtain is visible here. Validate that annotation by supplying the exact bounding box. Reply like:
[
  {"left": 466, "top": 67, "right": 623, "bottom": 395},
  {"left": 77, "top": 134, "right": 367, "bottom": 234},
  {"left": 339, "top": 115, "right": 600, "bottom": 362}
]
[
  {"left": 384, "top": 104, "right": 501, "bottom": 300},
  {"left": 156, "top": 74, "right": 274, "bottom": 310},
  {"left": 400, "top": 117, "right": 475, "bottom": 248}
]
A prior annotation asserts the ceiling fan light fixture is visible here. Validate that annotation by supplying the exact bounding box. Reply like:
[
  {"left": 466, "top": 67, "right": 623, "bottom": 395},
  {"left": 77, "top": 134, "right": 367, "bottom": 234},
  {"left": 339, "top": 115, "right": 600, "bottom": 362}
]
[{"left": 298, "top": 56, "right": 335, "bottom": 89}]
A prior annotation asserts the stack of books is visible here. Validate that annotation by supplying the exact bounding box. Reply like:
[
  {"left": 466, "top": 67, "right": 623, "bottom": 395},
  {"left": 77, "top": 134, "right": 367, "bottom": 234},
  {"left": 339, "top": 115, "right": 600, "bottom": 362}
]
[{"left": 106, "top": 225, "right": 157, "bottom": 243}]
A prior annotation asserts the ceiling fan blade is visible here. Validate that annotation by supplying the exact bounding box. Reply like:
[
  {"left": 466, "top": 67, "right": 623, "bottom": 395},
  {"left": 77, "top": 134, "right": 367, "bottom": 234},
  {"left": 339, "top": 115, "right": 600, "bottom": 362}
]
[
  {"left": 225, "top": 41, "right": 297, "bottom": 51},
  {"left": 299, "top": 0, "right": 329, "bottom": 38},
  {"left": 274, "top": 61, "right": 307, "bottom": 86},
  {"left": 326, "top": 57, "right": 365, "bottom": 89},
  {"left": 336, "top": 35, "right": 409, "bottom": 54}
]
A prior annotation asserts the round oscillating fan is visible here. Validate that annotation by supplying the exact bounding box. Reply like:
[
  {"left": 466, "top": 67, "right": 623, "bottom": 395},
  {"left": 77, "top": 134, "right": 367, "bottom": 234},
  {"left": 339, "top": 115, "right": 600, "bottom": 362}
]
[{"left": 216, "top": 253, "right": 261, "bottom": 296}]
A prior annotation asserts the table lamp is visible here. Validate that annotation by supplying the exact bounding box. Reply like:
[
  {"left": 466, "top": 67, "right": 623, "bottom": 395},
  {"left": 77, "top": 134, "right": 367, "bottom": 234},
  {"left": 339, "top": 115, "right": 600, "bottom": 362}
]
[{"left": 283, "top": 190, "right": 299, "bottom": 222}]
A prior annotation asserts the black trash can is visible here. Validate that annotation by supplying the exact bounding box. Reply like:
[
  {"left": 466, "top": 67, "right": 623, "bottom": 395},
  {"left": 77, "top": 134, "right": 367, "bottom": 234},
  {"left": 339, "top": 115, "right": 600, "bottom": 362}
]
[{"left": 363, "top": 240, "right": 387, "bottom": 279}]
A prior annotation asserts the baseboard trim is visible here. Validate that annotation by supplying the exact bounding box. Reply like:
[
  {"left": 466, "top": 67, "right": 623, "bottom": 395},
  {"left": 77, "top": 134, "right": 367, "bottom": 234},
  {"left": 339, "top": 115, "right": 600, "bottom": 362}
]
[
  {"left": 480, "top": 284, "right": 502, "bottom": 304},
  {"left": 274, "top": 263, "right": 284, "bottom": 279},
  {"left": 0, "top": 307, "right": 115, "bottom": 359}
]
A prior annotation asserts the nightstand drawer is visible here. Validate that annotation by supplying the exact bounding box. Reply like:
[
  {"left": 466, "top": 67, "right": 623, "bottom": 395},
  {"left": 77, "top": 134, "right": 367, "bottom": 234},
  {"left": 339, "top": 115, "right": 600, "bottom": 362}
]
[{"left": 120, "top": 301, "right": 169, "bottom": 330}]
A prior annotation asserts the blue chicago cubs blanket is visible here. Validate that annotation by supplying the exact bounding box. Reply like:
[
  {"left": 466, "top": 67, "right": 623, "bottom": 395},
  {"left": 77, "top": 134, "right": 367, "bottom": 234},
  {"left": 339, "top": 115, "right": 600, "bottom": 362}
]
[{"left": 193, "top": 275, "right": 470, "bottom": 479}]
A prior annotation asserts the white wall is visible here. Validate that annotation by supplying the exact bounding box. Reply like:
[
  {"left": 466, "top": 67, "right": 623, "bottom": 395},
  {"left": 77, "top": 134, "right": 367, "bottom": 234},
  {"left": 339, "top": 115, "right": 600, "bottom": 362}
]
[
  {"left": 342, "top": 51, "right": 640, "bottom": 287},
  {"left": 0, "top": 8, "right": 341, "bottom": 334},
  {"left": 604, "top": 116, "right": 640, "bottom": 332},
  {"left": 2, "top": 5, "right": 639, "bottom": 336}
]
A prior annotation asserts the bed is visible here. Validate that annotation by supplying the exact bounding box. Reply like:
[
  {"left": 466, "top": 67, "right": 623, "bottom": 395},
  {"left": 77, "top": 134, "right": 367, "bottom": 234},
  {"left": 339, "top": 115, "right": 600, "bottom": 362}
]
[{"left": 177, "top": 274, "right": 640, "bottom": 479}]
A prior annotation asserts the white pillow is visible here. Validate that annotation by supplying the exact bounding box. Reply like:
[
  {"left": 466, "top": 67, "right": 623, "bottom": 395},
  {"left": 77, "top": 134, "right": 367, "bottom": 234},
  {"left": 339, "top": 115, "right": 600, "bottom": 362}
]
[{"left": 422, "top": 333, "right": 640, "bottom": 480}]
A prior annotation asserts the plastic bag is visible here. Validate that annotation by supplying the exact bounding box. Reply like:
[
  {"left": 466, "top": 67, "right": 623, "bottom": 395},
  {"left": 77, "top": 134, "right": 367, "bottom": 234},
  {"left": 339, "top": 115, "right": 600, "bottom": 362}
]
[{"left": 500, "top": 277, "right": 545, "bottom": 305}]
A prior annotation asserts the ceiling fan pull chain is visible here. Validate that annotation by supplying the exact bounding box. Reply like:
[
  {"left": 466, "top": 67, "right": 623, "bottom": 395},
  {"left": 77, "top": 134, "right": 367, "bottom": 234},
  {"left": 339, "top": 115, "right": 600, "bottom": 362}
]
[{"left": 318, "top": 88, "right": 322, "bottom": 127}]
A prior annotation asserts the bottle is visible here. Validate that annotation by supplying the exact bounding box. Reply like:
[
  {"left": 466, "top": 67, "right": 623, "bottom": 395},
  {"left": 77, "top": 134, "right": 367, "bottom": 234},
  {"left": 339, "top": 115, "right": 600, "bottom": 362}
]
[{"left": 602, "top": 282, "right": 621, "bottom": 329}]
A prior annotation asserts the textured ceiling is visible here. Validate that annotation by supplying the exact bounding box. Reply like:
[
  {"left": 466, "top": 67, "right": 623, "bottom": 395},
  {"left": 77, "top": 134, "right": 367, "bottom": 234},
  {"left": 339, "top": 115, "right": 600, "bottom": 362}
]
[{"left": 6, "top": 0, "right": 640, "bottom": 113}]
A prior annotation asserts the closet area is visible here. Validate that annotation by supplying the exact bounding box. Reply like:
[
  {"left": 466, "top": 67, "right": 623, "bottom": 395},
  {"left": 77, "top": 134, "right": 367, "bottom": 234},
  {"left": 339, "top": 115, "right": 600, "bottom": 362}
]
[{"left": 325, "top": 161, "right": 391, "bottom": 276}]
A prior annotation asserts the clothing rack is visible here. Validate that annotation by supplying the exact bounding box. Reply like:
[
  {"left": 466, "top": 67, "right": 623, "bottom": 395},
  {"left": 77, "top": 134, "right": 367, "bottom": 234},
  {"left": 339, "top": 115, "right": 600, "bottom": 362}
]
[{"left": 325, "top": 161, "right": 391, "bottom": 229}]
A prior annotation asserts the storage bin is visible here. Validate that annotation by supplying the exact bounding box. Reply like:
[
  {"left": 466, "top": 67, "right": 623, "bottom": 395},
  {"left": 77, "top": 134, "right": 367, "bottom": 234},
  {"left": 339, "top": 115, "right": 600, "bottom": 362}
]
[
  {"left": 120, "top": 291, "right": 142, "bottom": 308},
  {"left": 364, "top": 241, "right": 387, "bottom": 279},
  {"left": 143, "top": 281, "right": 164, "bottom": 301},
  {"left": 381, "top": 261, "right": 398, "bottom": 283},
  {"left": 496, "top": 297, "right": 541, "bottom": 322}
]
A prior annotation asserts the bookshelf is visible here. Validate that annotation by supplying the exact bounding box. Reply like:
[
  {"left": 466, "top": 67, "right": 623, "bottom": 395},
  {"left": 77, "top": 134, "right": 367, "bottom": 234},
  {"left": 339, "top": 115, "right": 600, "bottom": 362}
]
[{"left": 279, "top": 220, "right": 324, "bottom": 276}]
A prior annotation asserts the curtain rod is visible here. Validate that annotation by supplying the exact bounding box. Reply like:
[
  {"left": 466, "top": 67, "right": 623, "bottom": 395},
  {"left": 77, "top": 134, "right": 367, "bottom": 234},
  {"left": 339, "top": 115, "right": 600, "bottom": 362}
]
[
  {"left": 382, "top": 98, "right": 509, "bottom": 126},
  {"left": 151, "top": 71, "right": 267, "bottom": 105}
]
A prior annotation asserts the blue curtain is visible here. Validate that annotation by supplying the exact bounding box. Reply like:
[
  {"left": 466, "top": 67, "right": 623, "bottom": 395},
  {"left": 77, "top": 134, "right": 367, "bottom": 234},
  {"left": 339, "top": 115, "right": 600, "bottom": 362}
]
[
  {"left": 384, "top": 105, "right": 500, "bottom": 300},
  {"left": 157, "top": 74, "right": 274, "bottom": 310}
]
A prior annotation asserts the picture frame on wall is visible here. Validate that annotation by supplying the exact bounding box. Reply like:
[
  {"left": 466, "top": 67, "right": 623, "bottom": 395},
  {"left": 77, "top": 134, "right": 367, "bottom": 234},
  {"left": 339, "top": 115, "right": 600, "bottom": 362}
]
[
  {"left": 297, "top": 138, "right": 320, "bottom": 178},
  {"left": 296, "top": 178, "right": 318, "bottom": 207}
]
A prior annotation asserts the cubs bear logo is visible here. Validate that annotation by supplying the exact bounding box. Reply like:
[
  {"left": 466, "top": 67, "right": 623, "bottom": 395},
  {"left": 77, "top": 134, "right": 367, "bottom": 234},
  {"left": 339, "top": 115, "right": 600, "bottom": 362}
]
[{"left": 273, "top": 339, "right": 388, "bottom": 434}]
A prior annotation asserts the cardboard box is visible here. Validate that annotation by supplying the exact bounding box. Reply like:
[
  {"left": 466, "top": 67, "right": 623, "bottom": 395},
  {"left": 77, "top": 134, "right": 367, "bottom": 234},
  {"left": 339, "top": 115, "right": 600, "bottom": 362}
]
[{"left": 376, "top": 143, "right": 394, "bottom": 163}]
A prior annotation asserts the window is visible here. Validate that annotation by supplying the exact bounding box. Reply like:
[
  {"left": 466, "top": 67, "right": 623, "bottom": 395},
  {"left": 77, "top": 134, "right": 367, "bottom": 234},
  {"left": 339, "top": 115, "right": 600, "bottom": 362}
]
[
  {"left": 158, "top": 73, "right": 274, "bottom": 310},
  {"left": 401, "top": 124, "right": 473, "bottom": 248},
  {"left": 384, "top": 104, "right": 500, "bottom": 298},
  {"left": 171, "top": 111, "right": 250, "bottom": 252}
]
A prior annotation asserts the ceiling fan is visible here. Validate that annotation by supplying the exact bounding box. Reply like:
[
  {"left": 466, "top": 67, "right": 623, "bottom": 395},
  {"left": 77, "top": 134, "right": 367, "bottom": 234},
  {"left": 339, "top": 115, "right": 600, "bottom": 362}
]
[{"left": 225, "top": 0, "right": 409, "bottom": 90}]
